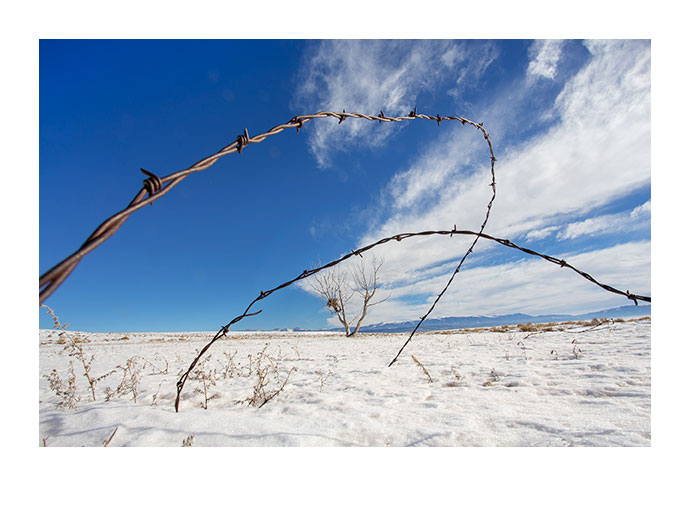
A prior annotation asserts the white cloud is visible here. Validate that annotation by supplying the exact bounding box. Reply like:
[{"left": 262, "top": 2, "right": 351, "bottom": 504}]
[
  {"left": 360, "top": 39, "right": 650, "bottom": 269},
  {"left": 630, "top": 199, "right": 651, "bottom": 218},
  {"left": 293, "top": 40, "right": 497, "bottom": 167},
  {"left": 347, "top": 40, "right": 650, "bottom": 319},
  {"left": 443, "top": 41, "right": 498, "bottom": 96},
  {"left": 525, "top": 225, "right": 559, "bottom": 241},
  {"left": 363, "top": 241, "right": 651, "bottom": 324},
  {"left": 294, "top": 40, "right": 651, "bottom": 323},
  {"left": 558, "top": 201, "right": 651, "bottom": 240},
  {"left": 527, "top": 40, "right": 565, "bottom": 80}
]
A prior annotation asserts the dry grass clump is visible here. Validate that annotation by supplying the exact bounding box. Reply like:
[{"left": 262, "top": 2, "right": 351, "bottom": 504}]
[
  {"left": 439, "top": 314, "right": 649, "bottom": 335},
  {"left": 518, "top": 322, "right": 538, "bottom": 332},
  {"left": 581, "top": 318, "right": 603, "bottom": 327}
]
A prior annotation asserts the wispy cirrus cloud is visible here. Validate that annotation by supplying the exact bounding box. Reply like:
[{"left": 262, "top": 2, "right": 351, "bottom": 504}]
[
  {"left": 361, "top": 240, "right": 651, "bottom": 324},
  {"left": 525, "top": 200, "right": 651, "bottom": 242},
  {"left": 355, "top": 40, "right": 650, "bottom": 316},
  {"left": 363, "top": 41, "right": 649, "bottom": 244},
  {"left": 294, "top": 40, "right": 650, "bottom": 321},
  {"left": 292, "top": 40, "right": 497, "bottom": 167},
  {"left": 558, "top": 200, "right": 651, "bottom": 240},
  {"left": 527, "top": 39, "right": 566, "bottom": 80}
]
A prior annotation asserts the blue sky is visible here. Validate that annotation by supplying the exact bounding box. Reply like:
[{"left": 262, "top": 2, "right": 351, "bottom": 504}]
[{"left": 39, "top": 39, "right": 651, "bottom": 332}]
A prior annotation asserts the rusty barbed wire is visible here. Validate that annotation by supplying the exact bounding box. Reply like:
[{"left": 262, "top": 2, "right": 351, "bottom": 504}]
[
  {"left": 36, "top": 108, "right": 650, "bottom": 413},
  {"left": 173, "top": 228, "right": 651, "bottom": 410},
  {"left": 39, "top": 110, "right": 490, "bottom": 304}
]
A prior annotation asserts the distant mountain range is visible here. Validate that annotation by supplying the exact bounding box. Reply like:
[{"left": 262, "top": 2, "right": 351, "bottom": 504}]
[{"left": 285, "top": 304, "right": 651, "bottom": 333}]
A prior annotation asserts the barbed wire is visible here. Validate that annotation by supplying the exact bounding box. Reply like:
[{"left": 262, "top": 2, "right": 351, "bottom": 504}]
[
  {"left": 173, "top": 227, "right": 651, "bottom": 410},
  {"left": 36, "top": 108, "right": 650, "bottom": 412},
  {"left": 38, "top": 109, "right": 490, "bottom": 304}
]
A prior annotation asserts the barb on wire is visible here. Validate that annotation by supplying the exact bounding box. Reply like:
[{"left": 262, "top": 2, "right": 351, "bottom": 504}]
[
  {"left": 39, "top": 110, "right": 489, "bottom": 305},
  {"left": 173, "top": 228, "right": 651, "bottom": 410},
  {"left": 140, "top": 168, "right": 162, "bottom": 197}
]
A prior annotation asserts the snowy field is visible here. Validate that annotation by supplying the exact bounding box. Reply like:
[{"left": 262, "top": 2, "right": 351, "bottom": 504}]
[{"left": 39, "top": 318, "right": 650, "bottom": 447}]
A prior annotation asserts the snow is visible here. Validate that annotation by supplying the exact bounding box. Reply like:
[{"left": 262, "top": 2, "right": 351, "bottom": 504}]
[{"left": 39, "top": 320, "right": 650, "bottom": 447}]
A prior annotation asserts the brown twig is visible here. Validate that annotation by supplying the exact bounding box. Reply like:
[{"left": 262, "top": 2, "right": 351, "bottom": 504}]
[
  {"left": 412, "top": 355, "right": 433, "bottom": 383},
  {"left": 103, "top": 427, "right": 118, "bottom": 447}
]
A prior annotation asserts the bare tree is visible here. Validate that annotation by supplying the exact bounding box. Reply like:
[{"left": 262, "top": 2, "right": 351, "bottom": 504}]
[{"left": 309, "top": 256, "right": 388, "bottom": 337}]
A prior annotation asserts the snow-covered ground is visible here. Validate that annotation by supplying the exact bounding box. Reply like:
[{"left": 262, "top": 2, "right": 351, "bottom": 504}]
[{"left": 39, "top": 319, "right": 650, "bottom": 447}]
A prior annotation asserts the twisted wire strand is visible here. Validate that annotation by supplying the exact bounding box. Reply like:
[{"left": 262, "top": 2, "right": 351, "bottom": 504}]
[
  {"left": 39, "top": 110, "right": 485, "bottom": 304},
  {"left": 35, "top": 108, "right": 650, "bottom": 413},
  {"left": 173, "top": 228, "right": 651, "bottom": 410}
]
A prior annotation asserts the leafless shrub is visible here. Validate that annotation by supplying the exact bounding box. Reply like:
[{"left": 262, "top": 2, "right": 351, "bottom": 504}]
[
  {"left": 411, "top": 355, "right": 433, "bottom": 383},
  {"left": 190, "top": 355, "right": 219, "bottom": 409},
  {"left": 309, "top": 256, "right": 388, "bottom": 337},
  {"left": 140, "top": 354, "right": 169, "bottom": 376},
  {"left": 218, "top": 350, "right": 239, "bottom": 379},
  {"left": 42, "top": 305, "right": 109, "bottom": 401},
  {"left": 245, "top": 345, "right": 297, "bottom": 407},
  {"left": 115, "top": 357, "right": 142, "bottom": 403},
  {"left": 288, "top": 342, "right": 302, "bottom": 360},
  {"left": 314, "top": 369, "right": 333, "bottom": 392},
  {"left": 490, "top": 326, "right": 508, "bottom": 333},
  {"left": 248, "top": 366, "right": 296, "bottom": 408},
  {"left": 44, "top": 362, "right": 80, "bottom": 409}
]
